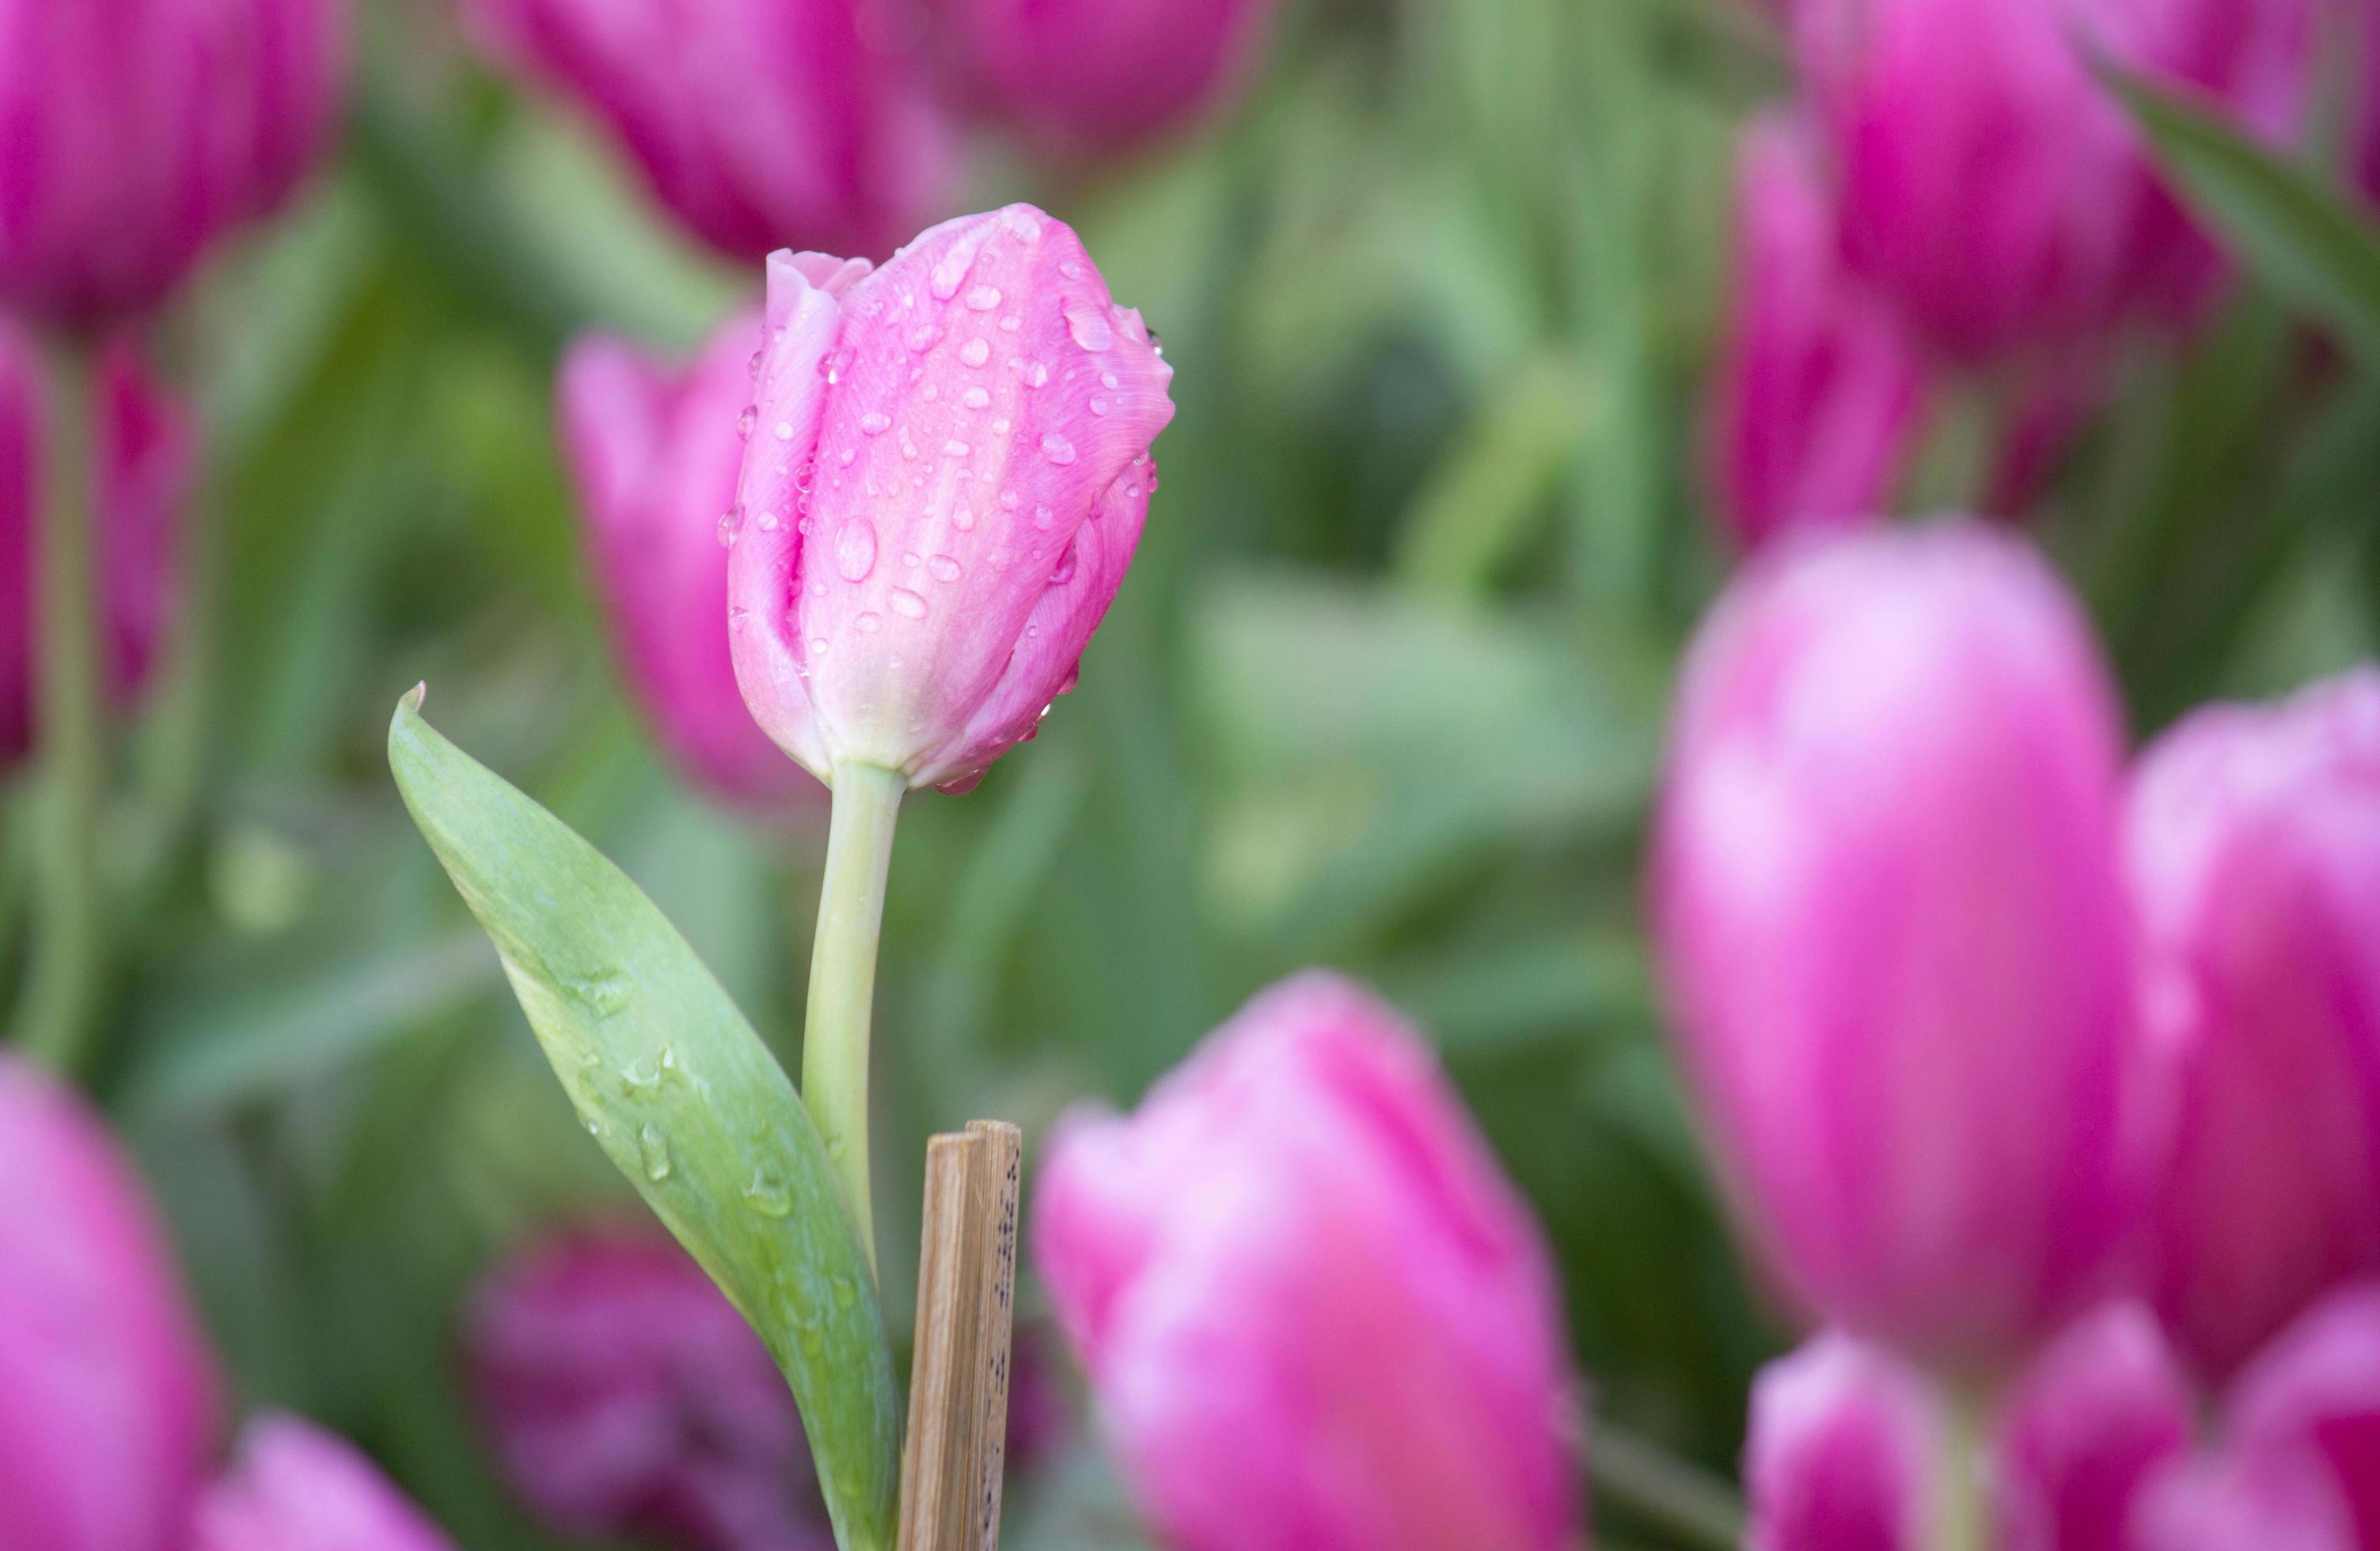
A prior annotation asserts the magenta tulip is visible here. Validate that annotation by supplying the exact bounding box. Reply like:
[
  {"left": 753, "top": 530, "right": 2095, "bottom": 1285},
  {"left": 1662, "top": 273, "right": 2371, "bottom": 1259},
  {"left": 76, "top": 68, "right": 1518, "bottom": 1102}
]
[
  {"left": 1710, "top": 116, "right": 1930, "bottom": 548},
  {"left": 465, "top": 1227, "right": 830, "bottom": 1551},
  {"left": 935, "top": 0, "right": 1273, "bottom": 155},
  {"left": 2128, "top": 669, "right": 2380, "bottom": 1380},
  {"left": 727, "top": 205, "right": 1174, "bottom": 794},
  {"left": 2224, "top": 1280, "right": 2380, "bottom": 1545},
  {"left": 2131, "top": 1456, "right": 2357, "bottom": 1551},
  {"left": 1791, "top": 0, "right": 2315, "bottom": 364},
  {"left": 1744, "top": 1334, "right": 1936, "bottom": 1551},
  {"left": 1651, "top": 523, "right": 2140, "bottom": 1367},
  {"left": 0, "top": 1053, "right": 219, "bottom": 1551},
  {"left": 461, "top": 0, "right": 950, "bottom": 262},
  {"left": 1033, "top": 972, "right": 1581, "bottom": 1551},
  {"left": 1995, "top": 1303, "right": 2192, "bottom": 1551},
  {"left": 558, "top": 312, "right": 824, "bottom": 807},
  {"left": 191, "top": 1416, "right": 456, "bottom": 1551},
  {"left": 1, "top": 325, "right": 195, "bottom": 771},
  {"left": 0, "top": 0, "right": 347, "bottom": 324}
]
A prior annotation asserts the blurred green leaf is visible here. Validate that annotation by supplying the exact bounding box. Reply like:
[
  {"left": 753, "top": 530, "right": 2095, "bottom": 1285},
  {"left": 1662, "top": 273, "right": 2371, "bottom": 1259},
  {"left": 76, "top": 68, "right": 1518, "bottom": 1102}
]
[
  {"left": 387, "top": 690, "right": 899, "bottom": 1551},
  {"left": 2112, "top": 69, "right": 2380, "bottom": 369}
]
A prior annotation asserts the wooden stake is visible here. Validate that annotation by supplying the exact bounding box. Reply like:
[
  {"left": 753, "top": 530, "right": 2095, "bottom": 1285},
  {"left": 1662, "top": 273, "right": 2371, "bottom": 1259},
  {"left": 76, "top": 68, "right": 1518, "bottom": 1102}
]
[{"left": 898, "top": 1120, "right": 1022, "bottom": 1551}]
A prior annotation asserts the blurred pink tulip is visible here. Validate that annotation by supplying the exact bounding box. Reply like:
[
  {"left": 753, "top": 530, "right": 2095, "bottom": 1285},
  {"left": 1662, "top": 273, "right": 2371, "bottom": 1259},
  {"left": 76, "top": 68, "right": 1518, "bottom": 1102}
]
[
  {"left": 934, "top": 0, "right": 1272, "bottom": 154},
  {"left": 1710, "top": 116, "right": 1930, "bottom": 549},
  {"left": 0, "top": 324, "right": 195, "bottom": 769},
  {"left": 2223, "top": 1280, "right": 2380, "bottom": 1545},
  {"left": 1744, "top": 1333, "right": 1936, "bottom": 1551},
  {"left": 2130, "top": 669, "right": 2380, "bottom": 1381},
  {"left": 0, "top": 1052, "right": 219, "bottom": 1551},
  {"left": 1995, "top": 1303, "right": 2192, "bottom": 1551},
  {"left": 0, "top": 0, "right": 347, "bottom": 324},
  {"left": 465, "top": 1227, "right": 830, "bottom": 1551},
  {"left": 191, "top": 1416, "right": 456, "bottom": 1551},
  {"left": 727, "top": 205, "right": 1174, "bottom": 794},
  {"left": 1792, "top": 0, "right": 2315, "bottom": 364},
  {"left": 461, "top": 0, "right": 950, "bottom": 262},
  {"left": 559, "top": 313, "right": 824, "bottom": 808},
  {"left": 2131, "top": 1454, "right": 2358, "bottom": 1551},
  {"left": 1033, "top": 972, "right": 1581, "bottom": 1551},
  {"left": 1651, "top": 524, "right": 2140, "bottom": 1368}
]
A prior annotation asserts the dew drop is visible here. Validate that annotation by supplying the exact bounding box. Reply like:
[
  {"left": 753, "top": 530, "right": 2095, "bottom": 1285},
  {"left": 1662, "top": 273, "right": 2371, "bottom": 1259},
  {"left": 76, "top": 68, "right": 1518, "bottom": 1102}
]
[
  {"left": 1066, "top": 304, "right": 1115, "bottom": 351},
  {"left": 1024, "top": 361, "right": 1050, "bottom": 388},
  {"left": 637, "top": 1124, "right": 672, "bottom": 1181},
  {"left": 855, "top": 611, "right": 882, "bottom": 633},
  {"left": 992, "top": 417, "right": 1011, "bottom": 435},
  {"left": 834, "top": 518, "right": 878, "bottom": 581},
  {"left": 736, "top": 406, "right": 757, "bottom": 439},
  {"left": 1090, "top": 396, "right": 1110, "bottom": 416},
  {"left": 1001, "top": 209, "right": 1044, "bottom": 244},
  {"left": 959, "top": 337, "right": 991, "bottom": 368},
  {"left": 1059, "top": 260, "right": 1084, "bottom": 279},
  {"left": 965, "top": 284, "right": 1002, "bottom": 312},
  {"left": 1000, "top": 315, "right": 1022, "bottom": 332},
  {"left": 838, "top": 446, "right": 857, "bottom": 466},
  {"left": 952, "top": 503, "right": 976, "bottom": 532},
  {"left": 1057, "top": 666, "right": 1080, "bottom": 694},
  {"left": 907, "top": 323, "right": 943, "bottom": 352},
  {"left": 999, "top": 490, "right": 1021, "bottom": 511},
  {"left": 944, "top": 439, "right": 970, "bottom": 458},
  {"left": 755, "top": 509, "right": 780, "bottom": 532},
  {"left": 1040, "top": 433, "right": 1078, "bottom": 465},
  {"left": 1031, "top": 502, "right": 1055, "bottom": 529},
  {"left": 809, "top": 635, "right": 829, "bottom": 655},
  {"left": 927, "top": 553, "right": 962, "bottom": 582},
  {"left": 744, "top": 1171, "right": 792, "bottom": 1217},
  {"left": 962, "top": 386, "right": 992, "bottom": 409},
  {"left": 716, "top": 507, "right": 742, "bottom": 548},
  {"left": 1049, "top": 543, "right": 1078, "bottom": 586},
  {"left": 747, "top": 349, "right": 763, "bottom": 379},
  {"left": 920, "top": 384, "right": 939, "bottom": 402},
  {"left": 774, "top": 421, "right": 795, "bottom": 441},
  {"left": 1103, "top": 370, "right": 1120, "bottom": 389},
  {"left": 890, "top": 587, "right": 928, "bottom": 619},
  {"left": 860, "top": 411, "right": 891, "bottom": 434}
]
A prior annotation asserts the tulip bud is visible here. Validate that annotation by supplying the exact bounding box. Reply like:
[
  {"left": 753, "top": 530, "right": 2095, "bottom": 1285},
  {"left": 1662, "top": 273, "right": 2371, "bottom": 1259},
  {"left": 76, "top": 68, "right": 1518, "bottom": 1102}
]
[
  {"left": 1710, "top": 117, "right": 1930, "bottom": 549},
  {"left": 1995, "top": 1303, "right": 2192, "bottom": 1551},
  {"left": 1, "top": 326, "right": 195, "bottom": 772},
  {"left": 558, "top": 314, "right": 824, "bottom": 808},
  {"left": 0, "top": 0, "right": 347, "bottom": 324},
  {"left": 2223, "top": 1280, "right": 2380, "bottom": 1545},
  {"left": 935, "top": 0, "right": 1273, "bottom": 155},
  {"left": 2131, "top": 1455, "right": 2358, "bottom": 1551},
  {"left": 2128, "top": 670, "right": 2380, "bottom": 1379},
  {"left": 1791, "top": 0, "right": 2315, "bottom": 364},
  {"left": 192, "top": 1416, "right": 456, "bottom": 1551},
  {"left": 465, "top": 1227, "right": 831, "bottom": 1551},
  {"left": 1651, "top": 523, "right": 2139, "bottom": 1367},
  {"left": 461, "top": 0, "right": 950, "bottom": 262},
  {"left": 1744, "top": 1334, "right": 1938, "bottom": 1551},
  {"left": 727, "top": 206, "right": 1174, "bottom": 795},
  {"left": 1033, "top": 972, "right": 1581, "bottom": 1551},
  {"left": 0, "top": 1053, "right": 218, "bottom": 1551}
]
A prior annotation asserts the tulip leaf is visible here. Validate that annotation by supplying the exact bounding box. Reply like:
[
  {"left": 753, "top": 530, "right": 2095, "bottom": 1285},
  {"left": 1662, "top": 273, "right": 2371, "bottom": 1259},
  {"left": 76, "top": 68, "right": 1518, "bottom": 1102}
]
[
  {"left": 386, "top": 688, "right": 899, "bottom": 1551},
  {"left": 2109, "top": 68, "right": 2380, "bottom": 370}
]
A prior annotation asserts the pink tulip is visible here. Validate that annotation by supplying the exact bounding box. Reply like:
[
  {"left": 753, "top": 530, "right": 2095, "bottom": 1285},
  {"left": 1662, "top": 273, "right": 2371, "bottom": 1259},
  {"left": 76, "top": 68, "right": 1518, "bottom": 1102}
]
[
  {"left": 0, "top": 1052, "right": 219, "bottom": 1551},
  {"left": 1651, "top": 523, "right": 2140, "bottom": 1367},
  {"left": 558, "top": 313, "right": 824, "bottom": 808},
  {"left": 0, "top": 324, "right": 195, "bottom": 771},
  {"left": 2131, "top": 1454, "right": 2358, "bottom": 1551},
  {"left": 0, "top": 0, "right": 347, "bottom": 324},
  {"left": 1033, "top": 972, "right": 1581, "bottom": 1551},
  {"left": 935, "top": 0, "right": 1273, "bottom": 155},
  {"left": 1710, "top": 116, "right": 1930, "bottom": 549},
  {"left": 1995, "top": 1303, "right": 2192, "bottom": 1551},
  {"left": 2223, "top": 1280, "right": 2380, "bottom": 1545},
  {"left": 1744, "top": 1333, "right": 1937, "bottom": 1551},
  {"left": 727, "top": 205, "right": 1174, "bottom": 794},
  {"left": 461, "top": 0, "right": 951, "bottom": 263},
  {"left": 2129, "top": 669, "right": 2380, "bottom": 1380},
  {"left": 465, "top": 1227, "right": 830, "bottom": 1551},
  {"left": 191, "top": 1416, "right": 456, "bottom": 1551},
  {"left": 1792, "top": 0, "right": 2315, "bottom": 364}
]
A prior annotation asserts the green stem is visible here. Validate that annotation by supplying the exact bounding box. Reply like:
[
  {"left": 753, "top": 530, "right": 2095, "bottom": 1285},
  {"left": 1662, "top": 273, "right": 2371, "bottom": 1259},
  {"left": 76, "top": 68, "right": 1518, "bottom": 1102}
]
[
  {"left": 19, "top": 336, "right": 105, "bottom": 1074},
  {"left": 803, "top": 760, "right": 905, "bottom": 1279},
  {"left": 1587, "top": 1421, "right": 1745, "bottom": 1551},
  {"left": 1930, "top": 1389, "right": 1990, "bottom": 1551}
]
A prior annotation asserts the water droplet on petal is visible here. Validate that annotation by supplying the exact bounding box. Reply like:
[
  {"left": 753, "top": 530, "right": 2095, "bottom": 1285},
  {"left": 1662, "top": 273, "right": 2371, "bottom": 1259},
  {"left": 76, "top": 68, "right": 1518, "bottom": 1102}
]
[
  {"left": 638, "top": 1123, "right": 672, "bottom": 1181},
  {"left": 930, "top": 230, "right": 985, "bottom": 298},
  {"left": 834, "top": 518, "right": 878, "bottom": 581},
  {"left": 944, "top": 439, "right": 970, "bottom": 458},
  {"left": 756, "top": 509, "right": 780, "bottom": 532},
  {"left": 962, "top": 386, "right": 992, "bottom": 410},
  {"left": 1024, "top": 361, "right": 1050, "bottom": 388},
  {"left": 860, "top": 411, "right": 891, "bottom": 434},
  {"left": 1032, "top": 502, "right": 1054, "bottom": 529},
  {"left": 1049, "top": 543, "right": 1078, "bottom": 585},
  {"left": 907, "top": 323, "right": 943, "bottom": 352},
  {"left": 952, "top": 503, "right": 976, "bottom": 532},
  {"left": 716, "top": 507, "right": 742, "bottom": 548},
  {"left": 774, "top": 421, "right": 795, "bottom": 441},
  {"left": 1066, "top": 304, "right": 1115, "bottom": 351},
  {"left": 1090, "top": 397, "right": 1110, "bottom": 416},
  {"left": 1040, "top": 433, "right": 1078, "bottom": 465},
  {"left": 927, "top": 553, "right": 962, "bottom": 582},
  {"left": 1058, "top": 666, "right": 1080, "bottom": 694},
  {"left": 1000, "top": 315, "right": 1022, "bottom": 332},
  {"left": 1001, "top": 210, "right": 1044, "bottom": 245},
  {"left": 856, "top": 611, "right": 882, "bottom": 633},
  {"left": 890, "top": 587, "right": 928, "bottom": 619},
  {"left": 999, "top": 491, "right": 1021, "bottom": 511},
  {"left": 748, "top": 350, "right": 763, "bottom": 379},
  {"left": 737, "top": 406, "right": 757, "bottom": 439},
  {"left": 1103, "top": 370, "right": 1120, "bottom": 389},
  {"left": 745, "top": 1171, "right": 792, "bottom": 1216},
  {"left": 966, "top": 285, "right": 1002, "bottom": 311},
  {"left": 960, "top": 338, "right": 991, "bottom": 368}
]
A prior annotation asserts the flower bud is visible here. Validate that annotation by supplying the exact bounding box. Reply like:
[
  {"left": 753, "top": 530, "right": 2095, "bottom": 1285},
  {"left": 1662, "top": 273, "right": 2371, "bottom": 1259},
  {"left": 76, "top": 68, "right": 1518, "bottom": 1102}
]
[
  {"left": 727, "top": 206, "right": 1174, "bottom": 794},
  {"left": 1, "top": 326, "right": 195, "bottom": 772},
  {"left": 559, "top": 313, "right": 825, "bottom": 808},
  {"left": 2223, "top": 1280, "right": 2380, "bottom": 1546},
  {"left": 0, "top": 0, "right": 347, "bottom": 324},
  {"left": 2128, "top": 670, "right": 2380, "bottom": 1379},
  {"left": 1995, "top": 1303, "right": 2192, "bottom": 1551},
  {"left": 1033, "top": 972, "right": 1581, "bottom": 1551},
  {"left": 461, "top": 0, "right": 950, "bottom": 262},
  {"left": 0, "top": 1053, "right": 218, "bottom": 1551},
  {"left": 192, "top": 1416, "right": 455, "bottom": 1551},
  {"left": 465, "top": 1227, "right": 830, "bottom": 1551},
  {"left": 1791, "top": 0, "right": 2315, "bottom": 364},
  {"left": 1710, "top": 116, "right": 1930, "bottom": 549},
  {"left": 1744, "top": 1334, "right": 1937, "bottom": 1551},
  {"left": 1651, "top": 524, "right": 2139, "bottom": 1367},
  {"left": 935, "top": 0, "right": 1273, "bottom": 154}
]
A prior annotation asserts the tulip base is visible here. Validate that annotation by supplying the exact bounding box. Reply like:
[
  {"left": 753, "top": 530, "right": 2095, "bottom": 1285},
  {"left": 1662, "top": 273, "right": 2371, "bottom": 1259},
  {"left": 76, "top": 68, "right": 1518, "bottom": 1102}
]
[
  {"left": 1930, "top": 1390, "right": 1989, "bottom": 1551},
  {"left": 804, "top": 760, "right": 906, "bottom": 1278}
]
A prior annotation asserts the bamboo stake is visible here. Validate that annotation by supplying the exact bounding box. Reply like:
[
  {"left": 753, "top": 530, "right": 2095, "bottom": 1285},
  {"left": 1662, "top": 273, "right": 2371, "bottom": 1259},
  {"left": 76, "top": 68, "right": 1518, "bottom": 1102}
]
[{"left": 898, "top": 1120, "right": 1022, "bottom": 1551}]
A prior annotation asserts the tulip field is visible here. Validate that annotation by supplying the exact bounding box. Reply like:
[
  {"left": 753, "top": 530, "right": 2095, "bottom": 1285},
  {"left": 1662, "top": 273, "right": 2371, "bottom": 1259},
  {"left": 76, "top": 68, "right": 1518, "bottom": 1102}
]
[{"left": 4, "top": 1, "right": 2380, "bottom": 1549}]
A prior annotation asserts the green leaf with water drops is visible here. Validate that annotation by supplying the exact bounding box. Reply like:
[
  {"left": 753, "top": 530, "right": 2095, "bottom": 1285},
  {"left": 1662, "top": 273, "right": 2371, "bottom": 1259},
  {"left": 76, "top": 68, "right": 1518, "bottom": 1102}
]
[{"left": 386, "top": 687, "right": 899, "bottom": 1551}]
